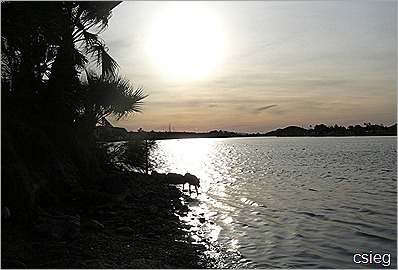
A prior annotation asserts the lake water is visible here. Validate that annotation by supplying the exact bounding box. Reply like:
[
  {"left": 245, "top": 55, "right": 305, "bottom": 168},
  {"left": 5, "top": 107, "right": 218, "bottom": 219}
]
[{"left": 151, "top": 136, "right": 397, "bottom": 268}]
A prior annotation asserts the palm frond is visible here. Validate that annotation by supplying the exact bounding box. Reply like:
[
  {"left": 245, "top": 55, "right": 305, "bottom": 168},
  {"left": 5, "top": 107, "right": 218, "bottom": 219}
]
[
  {"left": 100, "top": 46, "right": 119, "bottom": 79},
  {"left": 82, "top": 31, "right": 99, "bottom": 47},
  {"left": 79, "top": 69, "right": 147, "bottom": 127},
  {"left": 86, "top": 44, "right": 119, "bottom": 78},
  {"left": 77, "top": 1, "right": 121, "bottom": 34},
  {"left": 111, "top": 79, "right": 148, "bottom": 120}
]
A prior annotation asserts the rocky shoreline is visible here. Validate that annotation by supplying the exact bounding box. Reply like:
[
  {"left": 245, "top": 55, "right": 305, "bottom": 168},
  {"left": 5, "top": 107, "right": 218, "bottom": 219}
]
[{"left": 1, "top": 172, "right": 215, "bottom": 269}]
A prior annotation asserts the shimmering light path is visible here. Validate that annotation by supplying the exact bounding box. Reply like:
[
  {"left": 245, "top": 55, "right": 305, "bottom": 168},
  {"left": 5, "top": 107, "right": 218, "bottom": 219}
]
[{"left": 152, "top": 137, "right": 397, "bottom": 268}]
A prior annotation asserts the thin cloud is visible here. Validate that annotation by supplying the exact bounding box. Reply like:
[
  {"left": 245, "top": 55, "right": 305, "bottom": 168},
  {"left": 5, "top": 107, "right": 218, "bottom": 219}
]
[{"left": 255, "top": 104, "right": 277, "bottom": 113}]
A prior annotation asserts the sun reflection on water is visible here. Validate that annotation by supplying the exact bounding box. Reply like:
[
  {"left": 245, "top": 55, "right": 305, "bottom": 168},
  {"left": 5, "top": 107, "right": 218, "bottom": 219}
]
[
  {"left": 152, "top": 138, "right": 247, "bottom": 267},
  {"left": 154, "top": 139, "right": 211, "bottom": 173},
  {"left": 223, "top": 216, "right": 233, "bottom": 224},
  {"left": 153, "top": 138, "right": 230, "bottom": 192}
]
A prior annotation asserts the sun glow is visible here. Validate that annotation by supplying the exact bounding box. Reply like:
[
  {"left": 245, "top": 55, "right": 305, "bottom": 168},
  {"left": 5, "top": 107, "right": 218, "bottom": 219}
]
[{"left": 149, "top": 3, "right": 226, "bottom": 79}]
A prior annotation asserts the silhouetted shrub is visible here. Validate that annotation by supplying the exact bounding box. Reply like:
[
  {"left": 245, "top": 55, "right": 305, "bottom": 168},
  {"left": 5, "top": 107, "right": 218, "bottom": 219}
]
[
  {"left": 42, "top": 121, "right": 101, "bottom": 184},
  {"left": 98, "top": 138, "right": 156, "bottom": 174},
  {"left": 1, "top": 109, "right": 103, "bottom": 217}
]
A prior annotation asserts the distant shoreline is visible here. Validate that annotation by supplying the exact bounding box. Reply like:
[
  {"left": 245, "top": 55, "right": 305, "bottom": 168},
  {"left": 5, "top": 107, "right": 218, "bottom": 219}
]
[
  {"left": 99, "top": 123, "right": 397, "bottom": 141},
  {"left": 134, "top": 132, "right": 397, "bottom": 141}
]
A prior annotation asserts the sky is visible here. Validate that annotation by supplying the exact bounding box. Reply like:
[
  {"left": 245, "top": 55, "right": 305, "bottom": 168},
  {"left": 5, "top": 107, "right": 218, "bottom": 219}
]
[{"left": 100, "top": 1, "right": 397, "bottom": 134}]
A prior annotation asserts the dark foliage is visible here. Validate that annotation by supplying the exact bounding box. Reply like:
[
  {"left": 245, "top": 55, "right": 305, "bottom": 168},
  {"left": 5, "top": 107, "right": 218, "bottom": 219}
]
[
  {"left": 1, "top": 1, "right": 122, "bottom": 124},
  {"left": 78, "top": 71, "right": 148, "bottom": 129},
  {"left": 98, "top": 138, "right": 157, "bottom": 174},
  {"left": 1, "top": 1, "right": 149, "bottom": 219}
]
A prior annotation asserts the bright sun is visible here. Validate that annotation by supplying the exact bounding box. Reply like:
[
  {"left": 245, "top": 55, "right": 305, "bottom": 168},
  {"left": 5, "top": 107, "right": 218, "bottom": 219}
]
[{"left": 149, "top": 3, "right": 225, "bottom": 80}]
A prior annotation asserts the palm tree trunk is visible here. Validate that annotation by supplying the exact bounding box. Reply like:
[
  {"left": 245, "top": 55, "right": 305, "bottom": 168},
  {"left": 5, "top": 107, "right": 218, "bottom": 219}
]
[{"left": 48, "top": 4, "right": 79, "bottom": 124}]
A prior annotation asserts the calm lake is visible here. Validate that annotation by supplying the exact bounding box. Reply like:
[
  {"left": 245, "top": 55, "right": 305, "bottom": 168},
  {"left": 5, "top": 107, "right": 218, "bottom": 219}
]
[{"left": 151, "top": 136, "right": 397, "bottom": 268}]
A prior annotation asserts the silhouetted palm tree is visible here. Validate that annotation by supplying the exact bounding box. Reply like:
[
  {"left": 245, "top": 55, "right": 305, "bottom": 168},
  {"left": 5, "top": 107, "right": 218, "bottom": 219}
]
[
  {"left": 49, "top": 1, "right": 121, "bottom": 80},
  {"left": 1, "top": 1, "right": 121, "bottom": 123},
  {"left": 79, "top": 71, "right": 148, "bottom": 129}
]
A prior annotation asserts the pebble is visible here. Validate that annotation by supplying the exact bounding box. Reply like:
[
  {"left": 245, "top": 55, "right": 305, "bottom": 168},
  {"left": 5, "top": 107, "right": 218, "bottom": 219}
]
[
  {"left": 51, "top": 224, "right": 66, "bottom": 239},
  {"left": 148, "top": 205, "right": 158, "bottom": 215},
  {"left": 178, "top": 205, "right": 189, "bottom": 213},
  {"left": 117, "top": 226, "right": 134, "bottom": 233}
]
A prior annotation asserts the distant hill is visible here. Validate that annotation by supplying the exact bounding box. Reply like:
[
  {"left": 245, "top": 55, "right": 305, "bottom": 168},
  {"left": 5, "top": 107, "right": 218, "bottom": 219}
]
[{"left": 263, "top": 126, "right": 308, "bottom": 137}]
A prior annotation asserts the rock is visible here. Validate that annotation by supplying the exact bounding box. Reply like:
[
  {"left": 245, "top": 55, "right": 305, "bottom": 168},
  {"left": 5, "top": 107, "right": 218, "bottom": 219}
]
[
  {"left": 2, "top": 207, "right": 10, "bottom": 218},
  {"left": 114, "top": 193, "right": 127, "bottom": 203},
  {"left": 33, "top": 213, "right": 81, "bottom": 239},
  {"left": 69, "top": 227, "right": 80, "bottom": 238},
  {"left": 117, "top": 226, "right": 134, "bottom": 233},
  {"left": 172, "top": 200, "right": 184, "bottom": 210},
  {"left": 199, "top": 217, "right": 206, "bottom": 223},
  {"left": 177, "top": 204, "right": 189, "bottom": 213},
  {"left": 108, "top": 211, "right": 117, "bottom": 217},
  {"left": 130, "top": 188, "right": 144, "bottom": 199},
  {"left": 102, "top": 173, "right": 126, "bottom": 194},
  {"left": 51, "top": 224, "right": 67, "bottom": 239},
  {"left": 74, "top": 191, "right": 115, "bottom": 210},
  {"left": 124, "top": 193, "right": 134, "bottom": 202},
  {"left": 181, "top": 223, "right": 191, "bottom": 230},
  {"left": 83, "top": 218, "right": 105, "bottom": 230},
  {"left": 148, "top": 205, "right": 158, "bottom": 215},
  {"left": 33, "top": 223, "right": 52, "bottom": 234}
]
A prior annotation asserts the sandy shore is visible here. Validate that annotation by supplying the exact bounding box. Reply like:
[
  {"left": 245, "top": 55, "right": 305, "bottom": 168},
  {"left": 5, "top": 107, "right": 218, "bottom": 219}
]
[{"left": 1, "top": 172, "right": 215, "bottom": 269}]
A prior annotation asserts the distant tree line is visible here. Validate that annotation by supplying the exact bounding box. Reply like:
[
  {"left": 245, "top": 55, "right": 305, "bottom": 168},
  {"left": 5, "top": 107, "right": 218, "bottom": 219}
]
[{"left": 262, "top": 123, "right": 397, "bottom": 137}]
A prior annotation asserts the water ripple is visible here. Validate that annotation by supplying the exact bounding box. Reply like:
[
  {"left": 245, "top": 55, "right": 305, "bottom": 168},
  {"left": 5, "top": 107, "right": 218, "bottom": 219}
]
[{"left": 152, "top": 137, "right": 397, "bottom": 268}]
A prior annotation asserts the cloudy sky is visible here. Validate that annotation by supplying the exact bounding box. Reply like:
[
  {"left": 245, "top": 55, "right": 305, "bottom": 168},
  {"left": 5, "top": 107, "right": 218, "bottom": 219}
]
[{"left": 100, "top": 1, "right": 396, "bottom": 133}]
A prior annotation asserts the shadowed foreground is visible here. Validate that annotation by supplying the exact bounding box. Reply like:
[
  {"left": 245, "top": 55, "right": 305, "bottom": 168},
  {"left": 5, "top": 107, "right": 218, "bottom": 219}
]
[{"left": 1, "top": 172, "right": 212, "bottom": 269}]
